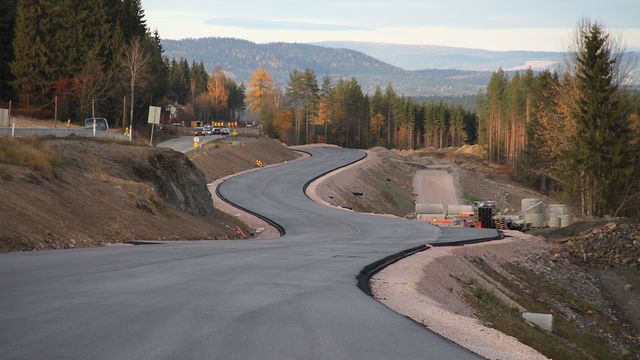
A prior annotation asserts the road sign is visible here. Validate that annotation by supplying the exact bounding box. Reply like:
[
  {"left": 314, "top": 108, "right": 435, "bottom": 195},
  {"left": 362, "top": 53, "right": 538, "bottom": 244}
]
[
  {"left": 147, "top": 106, "right": 161, "bottom": 124},
  {"left": 0, "top": 109, "right": 8, "bottom": 127}
]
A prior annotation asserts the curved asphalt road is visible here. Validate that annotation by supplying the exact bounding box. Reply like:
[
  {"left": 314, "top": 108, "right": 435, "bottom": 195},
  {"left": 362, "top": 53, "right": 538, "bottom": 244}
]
[
  {"left": 157, "top": 134, "right": 222, "bottom": 153},
  {"left": 0, "top": 146, "right": 498, "bottom": 359}
]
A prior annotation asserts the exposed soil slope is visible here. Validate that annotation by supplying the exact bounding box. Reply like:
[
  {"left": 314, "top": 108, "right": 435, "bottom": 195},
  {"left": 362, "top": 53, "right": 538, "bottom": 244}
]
[
  {"left": 312, "top": 147, "right": 416, "bottom": 217},
  {"left": 0, "top": 137, "right": 248, "bottom": 252},
  {"left": 190, "top": 137, "right": 299, "bottom": 183}
]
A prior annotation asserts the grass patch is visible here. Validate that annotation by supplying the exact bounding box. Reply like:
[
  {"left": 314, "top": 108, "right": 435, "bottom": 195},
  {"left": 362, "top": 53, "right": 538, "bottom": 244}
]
[
  {"left": 463, "top": 191, "right": 482, "bottom": 203},
  {"left": 0, "top": 167, "right": 13, "bottom": 181},
  {"left": 0, "top": 137, "right": 63, "bottom": 173},
  {"left": 466, "top": 260, "right": 636, "bottom": 359},
  {"left": 465, "top": 282, "right": 576, "bottom": 359}
]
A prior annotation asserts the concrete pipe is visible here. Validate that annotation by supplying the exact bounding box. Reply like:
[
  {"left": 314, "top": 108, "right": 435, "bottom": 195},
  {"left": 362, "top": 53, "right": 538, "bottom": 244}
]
[
  {"left": 521, "top": 198, "right": 543, "bottom": 214},
  {"left": 524, "top": 213, "right": 545, "bottom": 228},
  {"left": 415, "top": 203, "right": 445, "bottom": 215}
]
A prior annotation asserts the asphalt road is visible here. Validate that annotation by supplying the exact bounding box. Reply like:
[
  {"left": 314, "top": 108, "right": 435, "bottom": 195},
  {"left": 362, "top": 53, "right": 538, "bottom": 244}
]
[
  {"left": 0, "top": 145, "right": 499, "bottom": 359},
  {"left": 157, "top": 134, "right": 222, "bottom": 153}
]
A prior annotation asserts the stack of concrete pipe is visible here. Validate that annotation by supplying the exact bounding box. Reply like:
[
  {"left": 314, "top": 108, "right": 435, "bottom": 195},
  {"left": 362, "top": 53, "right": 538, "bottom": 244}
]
[
  {"left": 446, "top": 204, "right": 474, "bottom": 216},
  {"left": 521, "top": 198, "right": 545, "bottom": 227},
  {"left": 548, "top": 204, "right": 571, "bottom": 228}
]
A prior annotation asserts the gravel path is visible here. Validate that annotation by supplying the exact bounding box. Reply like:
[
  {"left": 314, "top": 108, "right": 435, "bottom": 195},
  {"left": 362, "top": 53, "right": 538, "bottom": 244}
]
[{"left": 413, "top": 169, "right": 461, "bottom": 205}]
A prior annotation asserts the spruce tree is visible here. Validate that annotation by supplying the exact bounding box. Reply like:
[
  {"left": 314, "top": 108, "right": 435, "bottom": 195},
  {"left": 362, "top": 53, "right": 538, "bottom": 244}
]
[
  {"left": 0, "top": 0, "right": 17, "bottom": 100},
  {"left": 119, "top": 0, "right": 147, "bottom": 41},
  {"left": 570, "top": 20, "right": 632, "bottom": 216},
  {"left": 10, "top": 0, "right": 53, "bottom": 104}
]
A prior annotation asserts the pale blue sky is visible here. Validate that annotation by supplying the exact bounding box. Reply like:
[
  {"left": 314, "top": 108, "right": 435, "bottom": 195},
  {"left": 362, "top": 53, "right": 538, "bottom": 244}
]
[{"left": 143, "top": 0, "right": 640, "bottom": 51}]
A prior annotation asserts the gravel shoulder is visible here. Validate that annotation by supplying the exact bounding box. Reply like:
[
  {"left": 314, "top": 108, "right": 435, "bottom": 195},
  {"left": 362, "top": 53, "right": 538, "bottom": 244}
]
[{"left": 371, "top": 234, "right": 550, "bottom": 360}]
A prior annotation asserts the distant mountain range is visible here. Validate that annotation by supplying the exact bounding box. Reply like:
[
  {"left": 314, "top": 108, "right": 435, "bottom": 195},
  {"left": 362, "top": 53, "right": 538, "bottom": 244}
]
[
  {"left": 162, "top": 37, "right": 494, "bottom": 96},
  {"left": 313, "top": 41, "right": 563, "bottom": 72},
  {"left": 161, "top": 37, "right": 637, "bottom": 97}
]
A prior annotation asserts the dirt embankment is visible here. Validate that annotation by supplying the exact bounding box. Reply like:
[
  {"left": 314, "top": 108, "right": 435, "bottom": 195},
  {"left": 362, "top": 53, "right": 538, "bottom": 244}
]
[
  {"left": 190, "top": 137, "right": 299, "bottom": 183},
  {"left": 0, "top": 137, "right": 249, "bottom": 252},
  {"left": 312, "top": 147, "right": 416, "bottom": 217},
  {"left": 372, "top": 232, "right": 640, "bottom": 360}
]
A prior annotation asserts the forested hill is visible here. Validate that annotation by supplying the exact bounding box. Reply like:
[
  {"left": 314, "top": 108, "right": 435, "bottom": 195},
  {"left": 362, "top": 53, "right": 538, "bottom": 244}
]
[
  {"left": 162, "top": 37, "right": 493, "bottom": 96},
  {"left": 314, "top": 41, "right": 562, "bottom": 71}
]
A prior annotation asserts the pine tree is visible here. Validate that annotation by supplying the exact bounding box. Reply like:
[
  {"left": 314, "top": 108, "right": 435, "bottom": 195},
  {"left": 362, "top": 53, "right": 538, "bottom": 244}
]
[
  {"left": 450, "top": 106, "right": 466, "bottom": 146},
  {"left": 301, "top": 69, "right": 319, "bottom": 144},
  {"left": 319, "top": 75, "right": 334, "bottom": 143},
  {"left": 383, "top": 84, "right": 397, "bottom": 148}
]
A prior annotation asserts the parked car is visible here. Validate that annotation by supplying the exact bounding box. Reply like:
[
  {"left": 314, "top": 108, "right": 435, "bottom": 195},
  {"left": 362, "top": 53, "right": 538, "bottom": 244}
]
[
  {"left": 194, "top": 127, "right": 206, "bottom": 136},
  {"left": 203, "top": 125, "right": 212, "bottom": 135},
  {"left": 212, "top": 128, "right": 221, "bottom": 135},
  {"left": 220, "top": 127, "right": 231, "bottom": 135},
  {"left": 84, "top": 117, "right": 109, "bottom": 131}
]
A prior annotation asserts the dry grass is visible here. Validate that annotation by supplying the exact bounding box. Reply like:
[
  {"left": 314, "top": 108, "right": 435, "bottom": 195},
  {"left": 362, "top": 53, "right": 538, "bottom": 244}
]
[{"left": 0, "top": 137, "right": 62, "bottom": 173}]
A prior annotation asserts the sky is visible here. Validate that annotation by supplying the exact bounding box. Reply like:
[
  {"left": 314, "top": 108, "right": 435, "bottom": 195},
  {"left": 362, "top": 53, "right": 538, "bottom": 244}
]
[{"left": 143, "top": 0, "right": 640, "bottom": 52}]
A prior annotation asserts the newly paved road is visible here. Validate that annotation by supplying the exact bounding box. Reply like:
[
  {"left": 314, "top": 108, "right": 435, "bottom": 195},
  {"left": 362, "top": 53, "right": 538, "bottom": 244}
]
[
  {"left": 0, "top": 146, "right": 498, "bottom": 359},
  {"left": 157, "top": 134, "right": 222, "bottom": 153}
]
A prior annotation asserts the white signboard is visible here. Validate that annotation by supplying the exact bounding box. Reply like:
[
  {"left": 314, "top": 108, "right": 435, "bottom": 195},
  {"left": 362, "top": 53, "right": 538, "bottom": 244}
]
[
  {"left": 147, "top": 106, "right": 161, "bottom": 124},
  {"left": 0, "top": 109, "right": 8, "bottom": 127}
]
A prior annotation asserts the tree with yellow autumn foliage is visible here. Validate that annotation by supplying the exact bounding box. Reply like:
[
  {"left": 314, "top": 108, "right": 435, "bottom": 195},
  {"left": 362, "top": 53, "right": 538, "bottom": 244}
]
[
  {"left": 245, "top": 67, "right": 275, "bottom": 131},
  {"left": 208, "top": 67, "right": 228, "bottom": 119}
]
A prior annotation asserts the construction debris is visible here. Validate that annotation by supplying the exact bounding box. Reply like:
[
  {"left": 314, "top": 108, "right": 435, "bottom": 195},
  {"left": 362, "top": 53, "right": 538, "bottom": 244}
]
[{"left": 565, "top": 222, "right": 640, "bottom": 270}]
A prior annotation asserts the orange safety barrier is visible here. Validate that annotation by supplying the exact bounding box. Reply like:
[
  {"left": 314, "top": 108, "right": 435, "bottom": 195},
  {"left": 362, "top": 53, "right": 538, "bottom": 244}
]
[{"left": 430, "top": 219, "right": 453, "bottom": 224}]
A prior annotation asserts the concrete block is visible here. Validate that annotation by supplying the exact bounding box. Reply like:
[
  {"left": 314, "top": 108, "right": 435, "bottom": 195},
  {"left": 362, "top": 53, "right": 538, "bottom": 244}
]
[{"left": 522, "top": 312, "right": 553, "bottom": 332}]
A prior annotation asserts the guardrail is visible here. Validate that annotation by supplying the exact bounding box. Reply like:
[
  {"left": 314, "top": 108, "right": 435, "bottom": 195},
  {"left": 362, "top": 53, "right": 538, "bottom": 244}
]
[{"left": 0, "top": 127, "right": 129, "bottom": 140}]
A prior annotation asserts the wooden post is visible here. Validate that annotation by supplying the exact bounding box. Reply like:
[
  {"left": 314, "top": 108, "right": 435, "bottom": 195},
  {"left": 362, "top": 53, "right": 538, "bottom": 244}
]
[
  {"left": 122, "top": 96, "right": 126, "bottom": 129},
  {"left": 8, "top": 100, "right": 13, "bottom": 136}
]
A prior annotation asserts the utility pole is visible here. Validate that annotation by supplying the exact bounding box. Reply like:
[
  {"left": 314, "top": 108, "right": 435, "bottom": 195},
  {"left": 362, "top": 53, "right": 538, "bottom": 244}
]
[
  {"left": 54, "top": 96, "right": 57, "bottom": 128},
  {"left": 130, "top": 77, "right": 134, "bottom": 142},
  {"left": 92, "top": 98, "right": 96, "bottom": 137}
]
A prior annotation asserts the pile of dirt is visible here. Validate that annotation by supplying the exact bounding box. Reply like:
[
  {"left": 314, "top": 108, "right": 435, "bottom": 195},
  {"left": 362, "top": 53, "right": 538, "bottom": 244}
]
[
  {"left": 453, "top": 144, "right": 486, "bottom": 158},
  {"left": 190, "top": 137, "right": 298, "bottom": 182},
  {"left": 563, "top": 221, "right": 640, "bottom": 270},
  {"left": 0, "top": 137, "right": 248, "bottom": 252}
]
